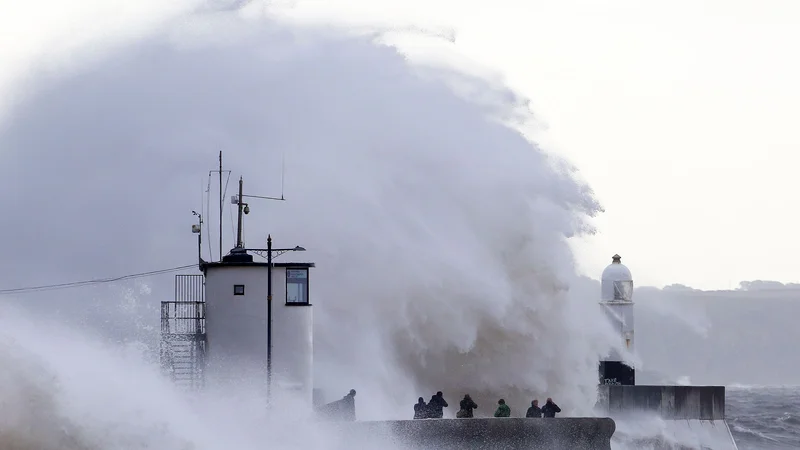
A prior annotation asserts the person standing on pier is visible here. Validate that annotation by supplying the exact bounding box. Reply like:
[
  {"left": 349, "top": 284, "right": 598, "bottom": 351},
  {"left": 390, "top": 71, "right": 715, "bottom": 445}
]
[
  {"left": 526, "top": 399, "right": 542, "bottom": 418},
  {"left": 457, "top": 394, "right": 478, "bottom": 418},
  {"left": 413, "top": 397, "right": 428, "bottom": 419},
  {"left": 541, "top": 398, "right": 561, "bottom": 418},
  {"left": 494, "top": 399, "right": 511, "bottom": 417},
  {"left": 428, "top": 391, "right": 448, "bottom": 418}
]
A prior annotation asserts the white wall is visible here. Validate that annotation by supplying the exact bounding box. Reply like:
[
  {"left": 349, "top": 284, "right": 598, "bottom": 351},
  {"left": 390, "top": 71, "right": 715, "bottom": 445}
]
[
  {"left": 205, "top": 266, "right": 269, "bottom": 393},
  {"left": 272, "top": 300, "right": 313, "bottom": 405},
  {"left": 270, "top": 266, "right": 314, "bottom": 406},
  {"left": 204, "top": 264, "right": 313, "bottom": 405},
  {"left": 601, "top": 302, "right": 635, "bottom": 362}
]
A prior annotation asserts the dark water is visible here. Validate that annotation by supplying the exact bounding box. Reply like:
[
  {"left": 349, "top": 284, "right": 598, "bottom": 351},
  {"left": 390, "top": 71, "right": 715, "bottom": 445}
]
[{"left": 727, "top": 386, "right": 800, "bottom": 449}]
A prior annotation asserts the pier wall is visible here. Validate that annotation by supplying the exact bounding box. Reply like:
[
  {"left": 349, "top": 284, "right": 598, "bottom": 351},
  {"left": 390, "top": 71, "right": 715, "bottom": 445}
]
[
  {"left": 597, "top": 385, "right": 725, "bottom": 420},
  {"left": 326, "top": 418, "right": 616, "bottom": 450},
  {"left": 613, "top": 419, "right": 739, "bottom": 450}
]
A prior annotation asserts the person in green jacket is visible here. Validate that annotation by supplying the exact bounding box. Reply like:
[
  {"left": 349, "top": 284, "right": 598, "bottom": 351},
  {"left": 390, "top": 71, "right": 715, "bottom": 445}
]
[{"left": 494, "top": 399, "right": 511, "bottom": 417}]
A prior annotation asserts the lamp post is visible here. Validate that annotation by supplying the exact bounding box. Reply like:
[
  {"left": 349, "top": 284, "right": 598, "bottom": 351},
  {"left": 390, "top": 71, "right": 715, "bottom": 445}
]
[{"left": 251, "top": 236, "right": 306, "bottom": 404}]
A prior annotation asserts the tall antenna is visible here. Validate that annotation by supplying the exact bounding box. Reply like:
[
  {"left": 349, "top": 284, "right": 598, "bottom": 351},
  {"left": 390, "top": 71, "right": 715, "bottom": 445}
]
[
  {"left": 280, "top": 151, "right": 286, "bottom": 200},
  {"left": 219, "top": 151, "right": 223, "bottom": 261},
  {"left": 208, "top": 152, "right": 232, "bottom": 261}
]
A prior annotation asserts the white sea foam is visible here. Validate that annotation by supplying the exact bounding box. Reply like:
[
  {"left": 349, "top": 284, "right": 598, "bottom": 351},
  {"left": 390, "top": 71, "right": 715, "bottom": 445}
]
[{"left": 0, "top": 2, "right": 645, "bottom": 447}]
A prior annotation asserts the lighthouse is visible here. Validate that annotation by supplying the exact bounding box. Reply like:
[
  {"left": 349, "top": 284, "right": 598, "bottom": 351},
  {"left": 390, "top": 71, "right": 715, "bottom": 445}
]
[
  {"left": 598, "top": 254, "right": 635, "bottom": 385},
  {"left": 595, "top": 255, "right": 735, "bottom": 447},
  {"left": 160, "top": 155, "right": 314, "bottom": 406}
]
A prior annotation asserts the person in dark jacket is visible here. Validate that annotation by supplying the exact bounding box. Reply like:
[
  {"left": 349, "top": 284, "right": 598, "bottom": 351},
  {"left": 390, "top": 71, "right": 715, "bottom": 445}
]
[
  {"left": 526, "top": 399, "right": 542, "bottom": 418},
  {"left": 494, "top": 399, "right": 511, "bottom": 417},
  {"left": 541, "top": 398, "right": 561, "bottom": 418},
  {"left": 341, "top": 389, "right": 357, "bottom": 421},
  {"left": 428, "top": 391, "right": 448, "bottom": 418},
  {"left": 413, "top": 397, "right": 428, "bottom": 419},
  {"left": 457, "top": 394, "right": 478, "bottom": 418}
]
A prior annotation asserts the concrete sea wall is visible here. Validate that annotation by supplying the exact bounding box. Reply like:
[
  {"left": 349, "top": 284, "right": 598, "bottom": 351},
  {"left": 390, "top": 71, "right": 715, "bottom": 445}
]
[
  {"left": 597, "top": 385, "right": 726, "bottom": 420},
  {"left": 325, "top": 418, "right": 616, "bottom": 450},
  {"left": 597, "top": 385, "right": 738, "bottom": 449},
  {"left": 613, "top": 419, "right": 739, "bottom": 450}
]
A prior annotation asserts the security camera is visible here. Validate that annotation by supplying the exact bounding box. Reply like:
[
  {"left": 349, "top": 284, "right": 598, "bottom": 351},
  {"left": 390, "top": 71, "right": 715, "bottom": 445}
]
[{"left": 244, "top": 204, "right": 250, "bottom": 214}]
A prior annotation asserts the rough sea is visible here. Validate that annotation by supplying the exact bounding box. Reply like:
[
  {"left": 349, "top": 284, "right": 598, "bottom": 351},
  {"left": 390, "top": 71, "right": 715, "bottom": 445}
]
[{"left": 727, "top": 386, "right": 799, "bottom": 449}]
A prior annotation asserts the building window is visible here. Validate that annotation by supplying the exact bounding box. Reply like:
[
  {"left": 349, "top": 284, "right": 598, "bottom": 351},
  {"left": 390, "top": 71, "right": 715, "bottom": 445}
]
[
  {"left": 286, "top": 268, "right": 309, "bottom": 304},
  {"left": 613, "top": 280, "right": 633, "bottom": 301},
  {"left": 234, "top": 284, "right": 245, "bottom": 296}
]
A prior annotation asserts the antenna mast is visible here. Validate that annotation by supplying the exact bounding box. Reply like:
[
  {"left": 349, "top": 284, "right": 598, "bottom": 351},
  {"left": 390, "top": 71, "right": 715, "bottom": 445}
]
[
  {"left": 232, "top": 175, "right": 282, "bottom": 251},
  {"left": 280, "top": 152, "right": 286, "bottom": 200},
  {"left": 236, "top": 177, "right": 244, "bottom": 248}
]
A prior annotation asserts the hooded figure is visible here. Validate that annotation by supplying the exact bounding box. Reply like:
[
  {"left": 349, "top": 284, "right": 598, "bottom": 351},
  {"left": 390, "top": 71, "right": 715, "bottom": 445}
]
[
  {"left": 494, "top": 399, "right": 511, "bottom": 418},
  {"left": 457, "top": 394, "right": 478, "bottom": 418},
  {"left": 428, "top": 391, "right": 448, "bottom": 418},
  {"left": 413, "top": 397, "right": 428, "bottom": 419},
  {"left": 341, "top": 389, "right": 357, "bottom": 421},
  {"left": 526, "top": 399, "right": 542, "bottom": 418},
  {"left": 541, "top": 398, "right": 561, "bottom": 418}
]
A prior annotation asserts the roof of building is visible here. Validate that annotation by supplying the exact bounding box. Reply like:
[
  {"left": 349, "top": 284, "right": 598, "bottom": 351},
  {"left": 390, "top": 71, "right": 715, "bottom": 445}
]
[
  {"left": 601, "top": 254, "right": 632, "bottom": 282},
  {"left": 201, "top": 261, "right": 315, "bottom": 271}
]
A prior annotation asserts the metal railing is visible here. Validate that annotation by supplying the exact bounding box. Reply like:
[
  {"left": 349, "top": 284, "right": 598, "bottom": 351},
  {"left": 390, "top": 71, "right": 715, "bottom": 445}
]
[
  {"left": 175, "top": 274, "right": 204, "bottom": 302},
  {"left": 161, "top": 301, "right": 206, "bottom": 335},
  {"left": 160, "top": 274, "right": 207, "bottom": 390}
]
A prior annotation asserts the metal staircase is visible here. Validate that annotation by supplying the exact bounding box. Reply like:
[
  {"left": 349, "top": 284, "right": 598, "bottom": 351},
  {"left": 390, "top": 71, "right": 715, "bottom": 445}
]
[{"left": 160, "top": 274, "right": 206, "bottom": 390}]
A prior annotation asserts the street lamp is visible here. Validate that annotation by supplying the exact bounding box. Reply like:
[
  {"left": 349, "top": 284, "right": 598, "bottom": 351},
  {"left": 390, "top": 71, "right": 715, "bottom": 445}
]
[{"left": 248, "top": 235, "right": 306, "bottom": 404}]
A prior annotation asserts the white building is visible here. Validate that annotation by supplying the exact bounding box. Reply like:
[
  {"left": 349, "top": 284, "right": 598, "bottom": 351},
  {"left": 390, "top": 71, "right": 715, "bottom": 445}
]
[
  {"left": 160, "top": 159, "right": 318, "bottom": 409},
  {"left": 203, "top": 246, "right": 314, "bottom": 402},
  {"left": 161, "top": 240, "right": 315, "bottom": 405}
]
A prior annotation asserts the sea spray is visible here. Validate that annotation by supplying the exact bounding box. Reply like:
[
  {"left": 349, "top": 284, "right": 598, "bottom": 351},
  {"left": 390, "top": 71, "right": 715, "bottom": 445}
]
[
  {"left": 0, "top": 304, "right": 415, "bottom": 449},
  {"left": 0, "top": 2, "right": 621, "bottom": 434}
]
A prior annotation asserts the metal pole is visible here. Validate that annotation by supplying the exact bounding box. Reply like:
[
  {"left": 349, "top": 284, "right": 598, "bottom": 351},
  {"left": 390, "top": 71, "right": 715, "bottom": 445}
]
[
  {"left": 197, "top": 215, "right": 202, "bottom": 268},
  {"left": 267, "top": 234, "right": 273, "bottom": 403},
  {"left": 219, "top": 151, "right": 223, "bottom": 260},
  {"left": 236, "top": 177, "right": 244, "bottom": 248}
]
